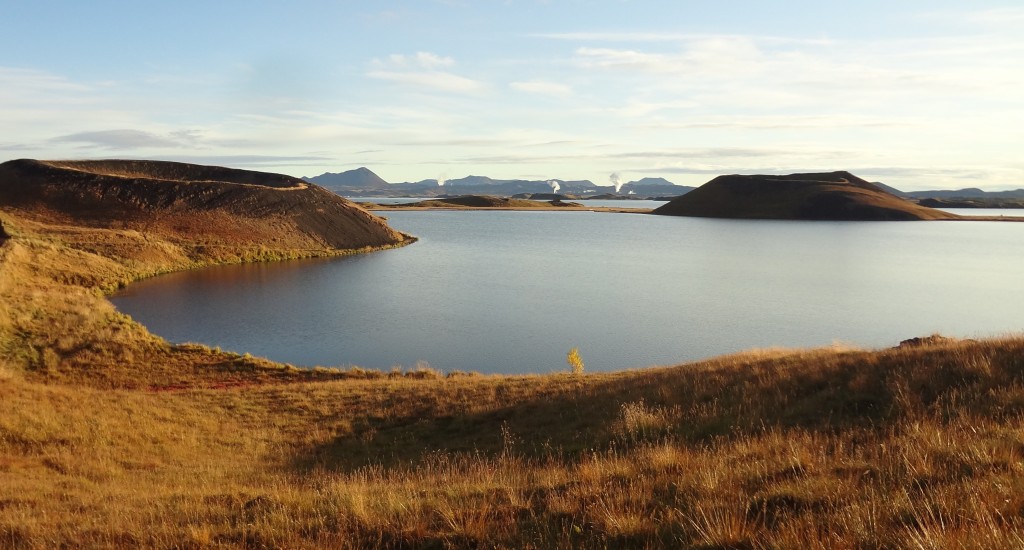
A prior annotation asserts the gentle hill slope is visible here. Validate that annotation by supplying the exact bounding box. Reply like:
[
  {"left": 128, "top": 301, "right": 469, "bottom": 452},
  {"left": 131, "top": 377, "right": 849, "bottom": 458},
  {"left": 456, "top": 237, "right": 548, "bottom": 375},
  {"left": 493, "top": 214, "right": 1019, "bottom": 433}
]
[
  {"left": 0, "top": 159, "right": 408, "bottom": 251},
  {"left": 653, "top": 171, "right": 959, "bottom": 220}
]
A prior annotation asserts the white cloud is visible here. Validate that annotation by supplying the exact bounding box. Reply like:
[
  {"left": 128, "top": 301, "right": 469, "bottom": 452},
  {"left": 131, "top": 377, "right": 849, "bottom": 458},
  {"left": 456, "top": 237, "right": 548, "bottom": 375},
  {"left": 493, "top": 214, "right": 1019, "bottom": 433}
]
[
  {"left": 368, "top": 51, "right": 482, "bottom": 93},
  {"left": 949, "top": 6, "right": 1024, "bottom": 27},
  {"left": 510, "top": 80, "right": 572, "bottom": 97},
  {"left": 0, "top": 66, "right": 94, "bottom": 101},
  {"left": 367, "top": 70, "right": 484, "bottom": 93},
  {"left": 575, "top": 47, "right": 674, "bottom": 72},
  {"left": 49, "top": 129, "right": 211, "bottom": 150},
  {"left": 382, "top": 51, "right": 456, "bottom": 69},
  {"left": 638, "top": 115, "right": 911, "bottom": 131},
  {"left": 536, "top": 32, "right": 833, "bottom": 47}
]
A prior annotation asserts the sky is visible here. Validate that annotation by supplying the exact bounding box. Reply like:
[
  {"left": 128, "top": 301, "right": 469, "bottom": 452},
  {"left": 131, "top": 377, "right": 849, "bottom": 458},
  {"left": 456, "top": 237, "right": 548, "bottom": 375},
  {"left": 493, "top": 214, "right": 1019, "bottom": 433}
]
[{"left": 1, "top": 1, "right": 1022, "bottom": 191}]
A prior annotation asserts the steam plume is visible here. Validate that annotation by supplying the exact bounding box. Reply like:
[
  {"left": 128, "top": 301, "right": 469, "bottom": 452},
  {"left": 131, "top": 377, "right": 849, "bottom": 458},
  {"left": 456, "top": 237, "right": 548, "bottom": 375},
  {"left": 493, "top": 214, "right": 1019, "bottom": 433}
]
[
  {"left": 610, "top": 172, "right": 623, "bottom": 193},
  {"left": 436, "top": 175, "right": 446, "bottom": 187},
  {"left": 548, "top": 179, "right": 561, "bottom": 193}
]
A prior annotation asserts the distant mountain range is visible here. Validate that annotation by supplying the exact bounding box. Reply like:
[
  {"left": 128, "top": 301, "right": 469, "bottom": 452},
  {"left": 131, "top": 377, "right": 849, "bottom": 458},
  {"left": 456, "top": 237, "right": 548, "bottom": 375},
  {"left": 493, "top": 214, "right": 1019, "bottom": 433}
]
[
  {"left": 303, "top": 168, "right": 694, "bottom": 198},
  {"left": 304, "top": 167, "right": 1021, "bottom": 202},
  {"left": 869, "top": 181, "right": 1024, "bottom": 199}
]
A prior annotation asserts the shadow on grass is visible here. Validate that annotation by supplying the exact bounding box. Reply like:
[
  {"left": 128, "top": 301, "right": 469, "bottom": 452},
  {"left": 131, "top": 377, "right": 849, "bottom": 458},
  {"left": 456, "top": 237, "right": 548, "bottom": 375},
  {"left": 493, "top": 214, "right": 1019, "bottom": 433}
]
[{"left": 293, "top": 346, "right": 917, "bottom": 473}]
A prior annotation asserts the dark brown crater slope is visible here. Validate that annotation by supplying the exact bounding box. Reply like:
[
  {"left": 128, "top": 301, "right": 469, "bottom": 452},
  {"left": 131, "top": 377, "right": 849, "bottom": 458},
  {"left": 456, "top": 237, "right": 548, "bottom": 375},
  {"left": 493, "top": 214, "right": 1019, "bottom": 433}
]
[
  {"left": 652, "top": 171, "right": 959, "bottom": 221},
  {"left": 0, "top": 159, "right": 408, "bottom": 250}
]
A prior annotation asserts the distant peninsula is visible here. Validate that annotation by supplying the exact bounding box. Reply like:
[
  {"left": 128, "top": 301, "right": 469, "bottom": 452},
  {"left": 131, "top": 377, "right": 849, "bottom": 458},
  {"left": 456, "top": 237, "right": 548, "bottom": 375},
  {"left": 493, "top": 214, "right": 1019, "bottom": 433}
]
[
  {"left": 388, "top": 195, "right": 581, "bottom": 209},
  {"left": 653, "top": 171, "right": 960, "bottom": 221}
]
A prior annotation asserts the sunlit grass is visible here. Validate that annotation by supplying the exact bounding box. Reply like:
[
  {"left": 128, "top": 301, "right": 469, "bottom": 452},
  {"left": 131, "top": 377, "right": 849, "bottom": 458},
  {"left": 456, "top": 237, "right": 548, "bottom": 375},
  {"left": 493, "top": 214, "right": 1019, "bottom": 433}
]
[{"left": 3, "top": 208, "right": 1024, "bottom": 547}]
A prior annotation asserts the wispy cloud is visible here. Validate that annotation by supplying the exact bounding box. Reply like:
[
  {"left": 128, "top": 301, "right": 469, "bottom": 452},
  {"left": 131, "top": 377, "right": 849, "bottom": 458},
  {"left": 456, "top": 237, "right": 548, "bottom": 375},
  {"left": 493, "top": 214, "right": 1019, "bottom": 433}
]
[
  {"left": 568, "top": 31, "right": 1024, "bottom": 113},
  {"left": 50, "top": 129, "right": 191, "bottom": 150},
  {"left": 367, "top": 70, "right": 484, "bottom": 93},
  {"left": 927, "top": 6, "right": 1024, "bottom": 27},
  {"left": 638, "top": 115, "right": 911, "bottom": 131},
  {"left": 156, "top": 154, "right": 335, "bottom": 168},
  {"left": 0, "top": 66, "right": 94, "bottom": 101},
  {"left": 382, "top": 52, "right": 455, "bottom": 69},
  {"left": 367, "top": 52, "right": 483, "bottom": 93},
  {"left": 535, "top": 32, "right": 833, "bottom": 47},
  {"left": 0, "top": 143, "right": 33, "bottom": 152},
  {"left": 510, "top": 80, "right": 572, "bottom": 97},
  {"left": 574, "top": 47, "right": 675, "bottom": 72}
]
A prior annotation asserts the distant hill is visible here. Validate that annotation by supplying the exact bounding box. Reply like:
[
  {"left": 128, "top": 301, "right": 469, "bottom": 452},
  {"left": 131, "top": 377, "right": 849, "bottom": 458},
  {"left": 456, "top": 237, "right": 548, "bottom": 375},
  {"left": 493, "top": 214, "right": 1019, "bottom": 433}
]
[
  {"left": 620, "top": 177, "right": 694, "bottom": 197},
  {"left": 304, "top": 167, "right": 388, "bottom": 189},
  {"left": 871, "top": 182, "right": 907, "bottom": 197},
  {"left": 627, "top": 177, "right": 675, "bottom": 186},
  {"left": 0, "top": 159, "right": 408, "bottom": 250},
  {"left": 652, "top": 171, "right": 959, "bottom": 221},
  {"left": 865, "top": 182, "right": 1024, "bottom": 201},
  {"left": 904, "top": 188, "right": 1024, "bottom": 200}
]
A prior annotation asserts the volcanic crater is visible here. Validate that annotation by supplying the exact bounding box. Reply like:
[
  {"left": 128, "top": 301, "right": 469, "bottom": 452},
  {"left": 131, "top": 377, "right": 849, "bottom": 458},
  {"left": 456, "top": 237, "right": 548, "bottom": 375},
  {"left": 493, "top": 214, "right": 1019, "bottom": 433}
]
[
  {"left": 0, "top": 159, "right": 408, "bottom": 251},
  {"left": 653, "top": 171, "right": 959, "bottom": 221}
]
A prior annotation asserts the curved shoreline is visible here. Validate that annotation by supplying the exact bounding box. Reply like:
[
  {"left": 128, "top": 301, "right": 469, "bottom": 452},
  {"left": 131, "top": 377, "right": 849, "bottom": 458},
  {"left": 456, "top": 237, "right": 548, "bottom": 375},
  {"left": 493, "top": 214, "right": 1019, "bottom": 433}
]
[{"left": 8, "top": 200, "right": 1024, "bottom": 547}]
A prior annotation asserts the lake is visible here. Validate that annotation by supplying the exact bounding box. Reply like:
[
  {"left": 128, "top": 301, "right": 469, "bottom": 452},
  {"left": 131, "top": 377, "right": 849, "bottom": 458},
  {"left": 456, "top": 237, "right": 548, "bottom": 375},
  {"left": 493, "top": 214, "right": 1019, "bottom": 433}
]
[{"left": 111, "top": 210, "right": 1024, "bottom": 374}]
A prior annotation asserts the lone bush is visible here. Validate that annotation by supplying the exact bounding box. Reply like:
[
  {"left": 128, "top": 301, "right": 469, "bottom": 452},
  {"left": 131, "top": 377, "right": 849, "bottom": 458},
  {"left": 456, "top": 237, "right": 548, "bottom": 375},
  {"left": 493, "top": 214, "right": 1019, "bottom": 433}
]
[{"left": 567, "top": 347, "right": 584, "bottom": 375}]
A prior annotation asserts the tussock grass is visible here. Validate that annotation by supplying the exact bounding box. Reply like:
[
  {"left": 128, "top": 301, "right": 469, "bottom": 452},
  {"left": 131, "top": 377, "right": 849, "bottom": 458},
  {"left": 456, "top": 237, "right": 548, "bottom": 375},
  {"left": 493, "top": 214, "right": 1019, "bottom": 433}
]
[{"left": 3, "top": 208, "right": 1024, "bottom": 547}]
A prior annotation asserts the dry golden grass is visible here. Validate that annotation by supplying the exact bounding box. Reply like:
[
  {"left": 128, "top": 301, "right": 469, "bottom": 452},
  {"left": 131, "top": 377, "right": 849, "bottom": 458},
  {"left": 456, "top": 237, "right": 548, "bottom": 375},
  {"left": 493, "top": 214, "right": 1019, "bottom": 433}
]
[{"left": 3, "top": 207, "right": 1024, "bottom": 548}]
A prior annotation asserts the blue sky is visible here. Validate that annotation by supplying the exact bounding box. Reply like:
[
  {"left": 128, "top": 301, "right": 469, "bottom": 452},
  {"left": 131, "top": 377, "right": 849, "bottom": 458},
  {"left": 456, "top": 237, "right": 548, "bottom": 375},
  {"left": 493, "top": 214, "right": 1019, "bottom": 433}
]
[{"left": 2, "top": 1, "right": 1022, "bottom": 190}]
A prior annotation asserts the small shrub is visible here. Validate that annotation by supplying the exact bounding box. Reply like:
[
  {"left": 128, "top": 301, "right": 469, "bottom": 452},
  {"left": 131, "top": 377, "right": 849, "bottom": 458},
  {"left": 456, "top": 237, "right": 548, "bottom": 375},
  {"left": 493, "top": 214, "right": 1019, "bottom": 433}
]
[{"left": 567, "top": 347, "right": 584, "bottom": 375}]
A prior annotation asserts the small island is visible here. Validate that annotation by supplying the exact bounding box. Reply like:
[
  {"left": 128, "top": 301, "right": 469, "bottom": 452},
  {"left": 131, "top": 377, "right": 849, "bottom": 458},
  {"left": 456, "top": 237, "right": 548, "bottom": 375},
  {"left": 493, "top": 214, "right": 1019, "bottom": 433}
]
[{"left": 653, "top": 171, "right": 961, "bottom": 221}]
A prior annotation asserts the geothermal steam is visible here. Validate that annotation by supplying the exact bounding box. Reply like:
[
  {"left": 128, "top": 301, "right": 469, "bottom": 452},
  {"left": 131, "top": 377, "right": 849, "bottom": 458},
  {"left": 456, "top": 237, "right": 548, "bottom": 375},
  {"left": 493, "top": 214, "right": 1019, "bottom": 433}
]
[
  {"left": 548, "top": 180, "right": 561, "bottom": 193},
  {"left": 610, "top": 172, "right": 623, "bottom": 193}
]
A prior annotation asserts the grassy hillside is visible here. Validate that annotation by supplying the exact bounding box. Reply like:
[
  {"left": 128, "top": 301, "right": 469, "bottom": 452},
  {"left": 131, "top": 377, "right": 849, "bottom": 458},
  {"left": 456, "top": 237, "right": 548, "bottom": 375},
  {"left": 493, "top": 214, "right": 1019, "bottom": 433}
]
[
  {"left": 2, "top": 176, "right": 1024, "bottom": 547},
  {"left": 0, "top": 159, "right": 409, "bottom": 251}
]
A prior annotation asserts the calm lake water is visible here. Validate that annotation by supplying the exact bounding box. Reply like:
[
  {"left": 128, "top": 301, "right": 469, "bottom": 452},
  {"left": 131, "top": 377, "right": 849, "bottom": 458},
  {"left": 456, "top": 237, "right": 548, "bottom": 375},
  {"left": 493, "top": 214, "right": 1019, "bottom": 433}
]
[{"left": 111, "top": 211, "right": 1024, "bottom": 374}]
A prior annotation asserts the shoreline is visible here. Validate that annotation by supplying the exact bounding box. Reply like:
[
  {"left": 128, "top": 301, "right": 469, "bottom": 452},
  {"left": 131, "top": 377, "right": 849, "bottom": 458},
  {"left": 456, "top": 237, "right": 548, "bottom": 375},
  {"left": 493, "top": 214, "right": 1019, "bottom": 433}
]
[
  {"left": 7, "top": 205, "right": 1024, "bottom": 546},
  {"left": 366, "top": 202, "right": 1024, "bottom": 221}
]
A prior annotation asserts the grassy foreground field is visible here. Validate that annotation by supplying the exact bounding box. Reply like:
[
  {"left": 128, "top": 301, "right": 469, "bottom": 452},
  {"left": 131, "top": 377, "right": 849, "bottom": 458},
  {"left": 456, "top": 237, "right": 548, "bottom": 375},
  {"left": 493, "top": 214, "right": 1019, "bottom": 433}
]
[{"left": 3, "top": 209, "right": 1024, "bottom": 548}]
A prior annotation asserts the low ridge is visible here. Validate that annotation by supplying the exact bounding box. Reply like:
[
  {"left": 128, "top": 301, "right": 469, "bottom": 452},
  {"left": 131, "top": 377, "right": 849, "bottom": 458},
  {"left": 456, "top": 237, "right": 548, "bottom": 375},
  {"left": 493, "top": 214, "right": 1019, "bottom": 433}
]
[
  {"left": 653, "top": 171, "right": 959, "bottom": 221},
  {"left": 0, "top": 159, "right": 408, "bottom": 250},
  {"left": 409, "top": 195, "right": 579, "bottom": 208}
]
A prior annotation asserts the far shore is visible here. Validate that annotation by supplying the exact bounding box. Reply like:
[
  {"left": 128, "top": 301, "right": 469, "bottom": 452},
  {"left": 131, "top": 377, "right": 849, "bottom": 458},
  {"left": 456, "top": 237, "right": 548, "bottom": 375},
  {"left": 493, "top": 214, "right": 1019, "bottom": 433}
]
[
  {"left": 363, "top": 202, "right": 653, "bottom": 214},
  {"left": 363, "top": 201, "right": 1024, "bottom": 221}
]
